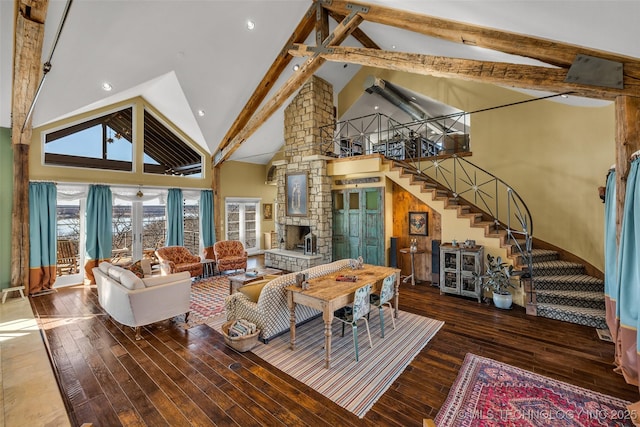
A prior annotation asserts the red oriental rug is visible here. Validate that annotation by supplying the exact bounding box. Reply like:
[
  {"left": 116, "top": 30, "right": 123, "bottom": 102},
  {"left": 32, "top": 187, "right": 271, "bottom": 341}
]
[
  {"left": 435, "top": 353, "right": 635, "bottom": 426},
  {"left": 185, "top": 276, "right": 229, "bottom": 326}
]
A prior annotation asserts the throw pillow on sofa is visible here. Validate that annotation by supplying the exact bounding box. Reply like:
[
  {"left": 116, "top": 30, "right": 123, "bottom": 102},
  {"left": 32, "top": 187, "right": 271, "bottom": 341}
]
[
  {"left": 238, "top": 279, "right": 270, "bottom": 303},
  {"left": 124, "top": 260, "right": 145, "bottom": 278}
]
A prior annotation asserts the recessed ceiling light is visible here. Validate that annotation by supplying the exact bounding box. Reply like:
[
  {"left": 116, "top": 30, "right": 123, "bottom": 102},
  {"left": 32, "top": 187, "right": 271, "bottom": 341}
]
[
  {"left": 102, "top": 82, "right": 113, "bottom": 91},
  {"left": 391, "top": 45, "right": 396, "bottom": 49},
  {"left": 197, "top": 110, "right": 205, "bottom": 117},
  {"left": 374, "top": 105, "right": 379, "bottom": 110},
  {"left": 247, "top": 20, "right": 255, "bottom": 30},
  {"left": 293, "top": 64, "right": 300, "bottom": 71},
  {"left": 561, "top": 94, "right": 569, "bottom": 98}
]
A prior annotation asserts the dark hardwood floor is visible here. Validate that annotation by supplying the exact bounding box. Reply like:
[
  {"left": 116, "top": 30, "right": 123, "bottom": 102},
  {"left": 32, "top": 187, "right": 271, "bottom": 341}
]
[{"left": 30, "top": 258, "right": 638, "bottom": 426}]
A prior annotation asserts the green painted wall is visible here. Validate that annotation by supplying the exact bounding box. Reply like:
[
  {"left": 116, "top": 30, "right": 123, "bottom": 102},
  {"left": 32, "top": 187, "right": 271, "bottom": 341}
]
[
  {"left": 339, "top": 67, "right": 614, "bottom": 271},
  {"left": 1, "top": 127, "right": 12, "bottom": 289}
]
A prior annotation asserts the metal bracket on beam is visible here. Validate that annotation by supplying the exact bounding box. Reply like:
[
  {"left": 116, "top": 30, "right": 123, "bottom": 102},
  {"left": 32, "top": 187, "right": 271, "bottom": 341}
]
[
  {"left": 346, "top": 3, "right": 369, "bottom": 14},
  {"left": 565, "top": 54, "right": 624, "bottom": 89}
]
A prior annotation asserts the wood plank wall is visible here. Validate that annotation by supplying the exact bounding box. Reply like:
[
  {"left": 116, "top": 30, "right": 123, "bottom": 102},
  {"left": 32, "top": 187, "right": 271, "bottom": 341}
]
[{"left": 392, "top": 182, "right": 441, "bottom": 282}]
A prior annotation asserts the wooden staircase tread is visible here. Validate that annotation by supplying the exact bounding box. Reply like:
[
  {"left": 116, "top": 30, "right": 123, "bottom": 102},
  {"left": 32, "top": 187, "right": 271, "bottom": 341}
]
[
  {"left": 536, "top": 303, "right": 605, "bottom": 317},
  {"left": 535, "top": 290, "right": 604, "bottom": 300},
  {"left": 532, "top": 274, "right": 603, "bottom": 284},
  {"left": 532, "top": 260, "right": 585, "bottom": 268},
  {"left": 530, "top": 249, "right": 559, "bottom": 256}
]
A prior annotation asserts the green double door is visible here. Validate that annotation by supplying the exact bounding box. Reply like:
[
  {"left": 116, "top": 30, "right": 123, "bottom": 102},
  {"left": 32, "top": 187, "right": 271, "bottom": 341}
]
[{"left": 332, "top": 187, "right": 384, "bottom": 265}]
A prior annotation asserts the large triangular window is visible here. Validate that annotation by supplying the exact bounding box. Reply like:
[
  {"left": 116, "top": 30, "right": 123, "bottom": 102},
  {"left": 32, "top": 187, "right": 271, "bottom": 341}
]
[
  {"left": 43, "top": 105, "right": 202, "bottom": 176},
  {"left": 143, "top": 109, "right": 201, "bottom": 177},
  {"left": 45, "top": 107, "right": 135, "bottom": 171}
]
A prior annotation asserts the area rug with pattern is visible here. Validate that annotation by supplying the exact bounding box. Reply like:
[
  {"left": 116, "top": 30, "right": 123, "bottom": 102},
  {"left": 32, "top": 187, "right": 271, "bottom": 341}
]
[
  {"left": 185, "top": 276, "right": 229, "bottom": 326},
  {"left": 435, "top": 353, "right": 635, "bottom": 426},
  {"left": 208, "top": 309, "right": 444, "bottom": 418}
]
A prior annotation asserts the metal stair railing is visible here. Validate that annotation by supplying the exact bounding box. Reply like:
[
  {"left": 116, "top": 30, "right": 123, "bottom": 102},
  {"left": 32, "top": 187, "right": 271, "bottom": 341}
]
[
  {"left": 409, "top": 154, "right": 533, "bottom": 284},
  {"left": 319, "top": 112, "right": 534, "bottom": 302}
]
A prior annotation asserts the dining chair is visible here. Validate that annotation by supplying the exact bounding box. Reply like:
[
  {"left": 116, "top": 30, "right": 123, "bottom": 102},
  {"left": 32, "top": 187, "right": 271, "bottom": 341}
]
[
  {"left": 333, "top": 283, "right": 373, "bottom": 362},
  {"left": 370, "top": 273, "right": 396, "bottom": 338}
]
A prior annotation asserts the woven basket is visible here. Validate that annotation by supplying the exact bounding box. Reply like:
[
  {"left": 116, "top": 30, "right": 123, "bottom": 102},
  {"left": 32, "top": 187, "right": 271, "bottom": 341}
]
[{"left": 221, "top": 320, "right": 260, "bottom": 352}]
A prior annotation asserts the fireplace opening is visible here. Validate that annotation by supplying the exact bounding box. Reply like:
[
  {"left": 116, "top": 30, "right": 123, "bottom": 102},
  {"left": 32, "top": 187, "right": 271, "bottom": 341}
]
[{"left": 285, "top": 225, "right": 310, "bottom": 251}]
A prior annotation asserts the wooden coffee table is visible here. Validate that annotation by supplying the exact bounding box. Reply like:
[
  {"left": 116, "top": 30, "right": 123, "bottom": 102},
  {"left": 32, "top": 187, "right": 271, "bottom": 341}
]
[{"left": 228, "top": 268, "right": 284, "bottom": 294}]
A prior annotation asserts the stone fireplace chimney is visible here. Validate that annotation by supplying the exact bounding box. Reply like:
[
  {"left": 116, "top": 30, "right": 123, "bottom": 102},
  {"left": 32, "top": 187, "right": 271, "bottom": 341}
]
[{"left": 266, "top": 76, "right": 334, "bottom": 271}]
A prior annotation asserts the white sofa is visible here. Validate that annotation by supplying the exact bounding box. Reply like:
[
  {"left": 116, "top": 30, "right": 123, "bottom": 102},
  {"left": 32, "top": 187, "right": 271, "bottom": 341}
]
[
  {"left": 225, "top": 259, "right": 353, "bottom": 342},
  {"left": 93, "top": 262, "right": 191, "bottom": 339}
]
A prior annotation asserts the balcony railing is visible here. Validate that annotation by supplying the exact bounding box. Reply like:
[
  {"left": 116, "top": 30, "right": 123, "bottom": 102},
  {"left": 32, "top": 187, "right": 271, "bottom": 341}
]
[{"left": 321, "top": 112, "right": 534, "bottom": 300}]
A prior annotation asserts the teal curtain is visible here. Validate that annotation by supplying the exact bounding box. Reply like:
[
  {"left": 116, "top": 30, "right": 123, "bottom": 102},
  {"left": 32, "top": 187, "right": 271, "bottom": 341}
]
[
  {"left": 28, "top": 182, "right": 57, "bottom": 293},
  {"left": 604, "top": 169, "right": 618, "bottom": 339},
  {"left": 85, "top": 185, "right": 112, "bottom": 281},
  {"left": 166, "top": 188, "right": 184, "bottom": 246},
  {"left": 200, "top": 190, "right": 216, "bottom": 259},
  {"left": 615, "top": 158, "right": 640, "bottom": 387}
]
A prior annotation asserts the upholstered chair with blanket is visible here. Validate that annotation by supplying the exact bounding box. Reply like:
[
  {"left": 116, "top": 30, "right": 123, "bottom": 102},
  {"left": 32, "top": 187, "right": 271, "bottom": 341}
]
[
  {"left": 213, "top": 240, "right": 248, "bottom": 273},
  {"left": 155, "top": 246, "right": 203, "bottom": 277}
]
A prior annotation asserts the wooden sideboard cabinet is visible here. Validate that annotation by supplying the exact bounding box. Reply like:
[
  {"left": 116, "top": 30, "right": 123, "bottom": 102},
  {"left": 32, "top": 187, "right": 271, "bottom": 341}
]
[{"left": 440, "top": 244, "right": 484, "bottom": 302}]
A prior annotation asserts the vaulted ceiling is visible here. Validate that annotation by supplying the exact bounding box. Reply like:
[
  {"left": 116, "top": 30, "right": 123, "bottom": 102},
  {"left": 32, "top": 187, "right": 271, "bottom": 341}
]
[{"left": 3, "top": 0, "right": 640, "bottom": 165}]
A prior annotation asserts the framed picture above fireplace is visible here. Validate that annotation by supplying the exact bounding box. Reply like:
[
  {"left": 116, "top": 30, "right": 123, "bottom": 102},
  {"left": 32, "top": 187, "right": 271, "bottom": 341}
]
[{"left": 286, "top": 172, "right": 308, "bottom": 217}]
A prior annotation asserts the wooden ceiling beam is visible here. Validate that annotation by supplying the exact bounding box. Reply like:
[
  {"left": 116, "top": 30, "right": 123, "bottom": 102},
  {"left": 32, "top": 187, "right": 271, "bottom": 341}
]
[
  {"left": 215, "top": 10, "right": 365, "bottom": 165},
  {"left": 216, "top": 3, "right": 317, "bottom": 154},
  {"left": 321, "top": 0, "right": 640, "bottom": 79},
  {"left": 290, "top": 44, "right": 640, "bottom": 99},
  {"left": 327, "top": 10, "right": 380, "bottom": 49},
  {"left": 12, "top": 0, "right": 50, "bottom": 291}
]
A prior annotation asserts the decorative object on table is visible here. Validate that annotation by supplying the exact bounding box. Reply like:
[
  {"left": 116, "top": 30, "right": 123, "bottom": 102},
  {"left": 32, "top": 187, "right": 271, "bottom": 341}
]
[
  {"left": 262, "top": 203, "right": 273, "bottom": 220},
  {"left": 295, "top": 272, "right": 305, "bottom": 287},
  {"left": 451, "top": 239, "right": 457, "bottom": 247},
  {"left": 463, "top": 239, "right": 475, "bottom": 248},
  {"left": 349, "top": 256, "right": 364, "bottom": 270},
  {"left": 245, "top": 269, "right": 258, "bottom": 277},
  {"left": 473, "top": 253, "right": 516, "bottom": 309},
  {"left": 435, "top": 353, "right": 633, "bottom": 427},
  {"left": 336, "top": 275, "right": 358, "bottom": 282},
  {"left": 285, "top": 172, "right": 308, "bottom": 217},
  {"left": 408, "top": 211, "right": 428, "bottom": 236},
  {"left": 410, "top": 239, "right": 417, "bottom": 253}
]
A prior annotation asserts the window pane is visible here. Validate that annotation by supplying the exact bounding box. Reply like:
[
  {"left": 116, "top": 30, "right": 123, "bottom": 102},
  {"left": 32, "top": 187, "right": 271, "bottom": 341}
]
[
  {"left": 365, "top": 191, "right": 378, "bottom": 210},
  {"left": 142, "top": 203, "right": 166, "bottom": 251},
  {"left": 184, "top": 200, "right": 199, "bottom": 256},
  {"left": 44, "top": 107, "right": 133, "bottom": 171},
  {"left": 349, "top": 192, "right": 359, "bottom": 209},
  {"left": 56, "top": 201, "right": 80, "bottom": 276},
  {"left": 112, "top": 202, "right": 132, "bottom": 265}
]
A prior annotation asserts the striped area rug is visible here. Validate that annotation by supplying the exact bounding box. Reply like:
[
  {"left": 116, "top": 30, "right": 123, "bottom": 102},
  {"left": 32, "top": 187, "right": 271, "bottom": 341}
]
[{"left": 213, "top": 310, "right": 443, "bottom": 418}]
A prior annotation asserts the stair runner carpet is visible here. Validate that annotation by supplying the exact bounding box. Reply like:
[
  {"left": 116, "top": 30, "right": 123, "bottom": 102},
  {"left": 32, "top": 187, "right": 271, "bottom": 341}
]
[
  {"left": 392, "top": 160, "right": 608, "bottom": 330},
  {"left": 526, "top": 249, "right": 607, "bottom": 329}
]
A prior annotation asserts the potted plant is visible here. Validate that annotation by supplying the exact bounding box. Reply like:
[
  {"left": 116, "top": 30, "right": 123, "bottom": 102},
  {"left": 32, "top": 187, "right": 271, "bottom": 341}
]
[{"left": 474, "top": 254, "right": 516, "bottom": 309}]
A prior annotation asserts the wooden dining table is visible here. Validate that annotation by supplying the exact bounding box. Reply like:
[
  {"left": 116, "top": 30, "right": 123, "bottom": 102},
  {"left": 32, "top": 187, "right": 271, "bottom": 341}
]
[{"left": 285, "top": 264, "right": 401, "bottom": 369}]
